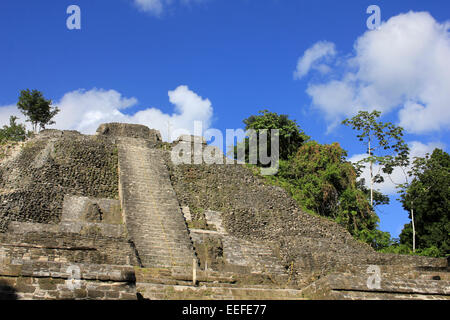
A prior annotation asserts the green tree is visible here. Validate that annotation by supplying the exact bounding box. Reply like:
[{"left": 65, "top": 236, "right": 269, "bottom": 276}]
[
  {"left": 380, "top": 142, "right": 418, "bottom": 251},
  {"left": 232, "top": 110, "right": 309, "bottom": 165},
  {"left": 0, "top": 116, "right": 30, "bottom": 143},
  {"left": 342, "top": 110, "right": 409, "bottom": 208},
  {"left": 399, "top": 149, "right": 450, "bottom": 257},
  {"left": 356, "top": 179, "right": 390, "bottom": 208},
  {"left": 271, "top": 140, "right": 389, "bottom": 248},
  {"left": 17, "top": 89, "right": 60, "bottom": 133}
]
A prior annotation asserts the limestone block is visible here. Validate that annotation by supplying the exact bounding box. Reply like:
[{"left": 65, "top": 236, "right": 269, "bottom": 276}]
[{"left": 96, "top": 123, "right": 162, "bottom": 142}]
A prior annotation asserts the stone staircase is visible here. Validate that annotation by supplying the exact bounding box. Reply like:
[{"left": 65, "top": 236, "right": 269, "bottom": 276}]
[
  {"left": 137, "top": 283, "right": 305, "bottom": 300},
  {"left": 117, "top": 137, "right": 197, "bottom": 270}
]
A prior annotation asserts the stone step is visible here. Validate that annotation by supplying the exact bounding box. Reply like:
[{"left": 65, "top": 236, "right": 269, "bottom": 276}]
[
  {"left": 138, "top": 257, "right": 193, "bottom": 265},
  {"left": 125, "top": 226, "right": 191, "bottom": 235},
  {"left": 118, "top": 140, "right": 197, "bottom": 270},
  {"left": 328, "top": 290, "right": 449, "bottom": 300},
  {"left": 301, "top": 272, "right": 450, "bottom": 300},
  {"left": 136, "top": 283, "right": 305, "bottom": 300},
  {"left": 335, "top": 264, "right": 450, "bottom": 281},
  {"left": 127, "top": 218, "right": 189, "bottom": 226},
  {"left": 330, "top": 275, "right": 450, "bottom": 295},
  {"left": 143, "top": 257, "right": 192, "bottom": 266},
  {"left": 134, "top": 245, "right": 194, "bottom": 255},
  {"left": 141, "top": 249, "right": 194, "bottom": 257},
  {"left": 139, "top": 249, "right": 194, "bottom": 257},
  {"left": 132, "top": 235, "right": 194, "bottom": 244}
]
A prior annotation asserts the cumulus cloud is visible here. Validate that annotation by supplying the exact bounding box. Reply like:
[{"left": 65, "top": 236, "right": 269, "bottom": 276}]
[
  {"left": 297, "top": 11, "right": 450, "bottom": 134},
  {"left": 133, "top": 0, "right": 207, "bottom": 16},
  {"left": 129, "top": 85, "right": 213, "bottom": 140},
  {"left": 49, "top": 89, "right": 137, "bottom": 134},
  {"left": 0, "top": 105, "right": 25, "bottom": 127},
  {"left": 294, "top": 41, "right": 336, "bottom": 79},
  {"left": 348, "top": 141, "right": 445, "bottom": 195},
  {"left": 0, "top": 86, "right": 214, "bottom": 142}
]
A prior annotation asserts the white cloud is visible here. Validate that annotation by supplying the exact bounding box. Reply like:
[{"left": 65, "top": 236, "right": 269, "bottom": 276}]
[
  {"left": 50, "top": 89, "right": 137, "bottom": 134},
  {"left": 297, "top": 11, "right": 450, "bottom": 134},
  {"left": 349, "top": 141, "right": 445, "bottom": 195},
  {"left": 134, "top": 0, "right": 164, "bottom": 15},
  {"left": 294, "top": 41, "right": 336, "bottom": 79},
  {"left": 129, "top": 85, "right": 213, "bottom": 140},
  {"left": 133, "top": 0, "right": 207, "bottom": 16},
  {"left": 0, "top": 105, "right": 25, "bottom": 128},
  {"left": 0, "top": 86, "right": 214, "bottom": 142}
]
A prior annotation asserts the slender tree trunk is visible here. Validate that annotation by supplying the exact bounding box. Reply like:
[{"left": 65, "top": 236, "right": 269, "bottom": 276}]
[
  {"left": 411, "top": 201, "right": 416, "bottom": 252},
  {"left": 369, "top": 139, "right": 373, "bottom": 207}
]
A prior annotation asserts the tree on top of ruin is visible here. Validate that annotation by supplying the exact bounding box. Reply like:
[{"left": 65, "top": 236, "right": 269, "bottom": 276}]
[{"left": 17, "top": 89, "right": 60, "bottom": 133}]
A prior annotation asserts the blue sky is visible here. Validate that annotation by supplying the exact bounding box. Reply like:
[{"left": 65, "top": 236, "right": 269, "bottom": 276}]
[{"left": 1, "top": 0, "right": 449, "bottom": 238}]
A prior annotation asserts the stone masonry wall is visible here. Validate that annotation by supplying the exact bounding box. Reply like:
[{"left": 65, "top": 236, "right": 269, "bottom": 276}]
[
  {"left": 188, "top": 210, "right": 287, "bottom": 276},
  {"left": 97, "top": 123, "right": 162, "bottom": 143},
  {"left": 0, "top": 130, "right": 119, "bottom": 231},
  {"left": 0, "top": 193, "right": 138, "bottom": 266},
  {"left": 0, "top": 231, "right": 137, "bottom": 266},
  {"left": 165, "top": 141, "right": 447, "bottom": 284},
  {"left": 0, "top": 260, "right": 136, "bottom": 300}
]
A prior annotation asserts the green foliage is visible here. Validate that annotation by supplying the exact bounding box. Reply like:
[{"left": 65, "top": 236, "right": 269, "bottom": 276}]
[
  {"left": 232, "top": 110, "right": 309, "bottom": 163},
  {"left": 379, "top": 242, "right": 413, "bottom": 255},
  {"left": 399, "top": 149, "right": 450, "bottom": 257},
  {"left": 356, "top": 229, "right": 393, "bottom": 250},
  {"left": 232, "top": 110, "right": 394, "bottom": 249},
  {"left": 380, "top": 242, "right": 442, "bottom": 258},
  {"left": 235, "top": 110, "right": 447, "bottom": 255},
  {"left": 17, "top": 89, "right": 60, "bottom": 132},
  {"left": 266, "top": 140, "right": 386, "bottom": 247},
  {"left": 342, "top": 111, "right": 408, "bottom": 164},
  {"left": 415, "top": 246, "right": 442, "bottom": 258},
  {"left": 356, "top": 179, "right": 390, "bottom": 207},
  {"left": 342, "top": 110, "right": 409, "bottom": 207},
  {"left": 0, "top": 116, "right": 30, "bottom": 143}
]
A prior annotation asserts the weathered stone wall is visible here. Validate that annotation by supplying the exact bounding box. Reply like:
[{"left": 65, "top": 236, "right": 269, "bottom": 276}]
[
  {"left": 57, "top": 195, "right": 126, "bottom": 238},
  {"left": 0, "top": 193, "right": 137, "bottom": 266},
  {"left": 165, "top": 145, "right": 364, "bottom": 243},
  {"left": 165, "top": 142, "right": 447, "bottom": 285},
  {"left": 137, "top": 283, "right": 305, "bottom": 300},
  {"left": 62, "top": 196, "right": 123, "bottom": 225},
  {"left": 0, "top": 276, "right": 136, "bottom": 300},
  {"left": 301, "top": 269, "right": 450, "bottom": 300},
  {"left": 188, "top": 210, "right": 287, "bottom": 276},
  {"left": 0, "top": 130, "right": 119, "bottom": 231},
  {"left": 0, "top": 231, "right": 137, "bottom": 266},
  {"left": 0, "top": 260, "right": 136, "bottom": 300},
  {"left": 96, "top": 123, "right": 162, "bottom": 143}
]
